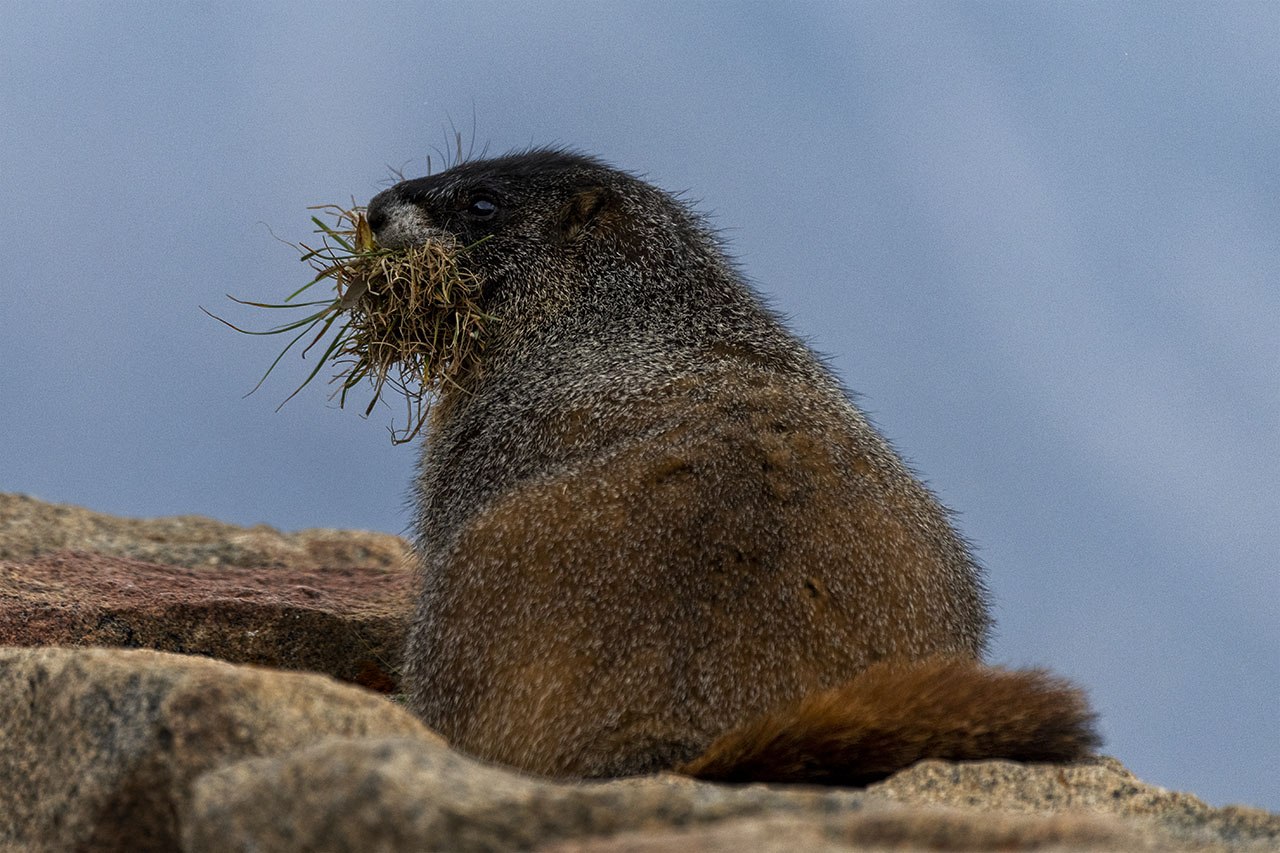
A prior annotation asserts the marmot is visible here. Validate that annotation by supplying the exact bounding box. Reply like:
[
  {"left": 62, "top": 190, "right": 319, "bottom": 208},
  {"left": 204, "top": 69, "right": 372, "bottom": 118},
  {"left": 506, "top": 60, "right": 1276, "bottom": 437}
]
[{"left": 366, "top": 149, "right": 1098, "bottom": 783}]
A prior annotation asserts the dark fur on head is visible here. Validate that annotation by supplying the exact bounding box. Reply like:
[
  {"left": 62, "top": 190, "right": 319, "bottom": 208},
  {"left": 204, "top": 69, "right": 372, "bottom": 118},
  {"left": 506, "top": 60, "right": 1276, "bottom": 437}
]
[{"left": 369, "top": 149, "right": 757, "bottom": 329}]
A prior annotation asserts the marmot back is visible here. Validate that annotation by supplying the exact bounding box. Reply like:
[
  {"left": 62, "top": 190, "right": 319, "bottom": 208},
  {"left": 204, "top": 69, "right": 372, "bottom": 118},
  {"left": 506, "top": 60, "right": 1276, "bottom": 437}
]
[{"left": 366, "top": 149, "right": 1096, "bottom": 780}]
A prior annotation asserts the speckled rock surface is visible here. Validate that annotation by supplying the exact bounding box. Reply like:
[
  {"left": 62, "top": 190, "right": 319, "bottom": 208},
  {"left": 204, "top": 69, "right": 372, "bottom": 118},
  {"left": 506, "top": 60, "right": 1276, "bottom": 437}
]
[
  {"left": 869, "top": 757, "right": 1280, "bottom": 850},
  {"left": 0, "top": 550, "right": 411, "bottom": 690},
  {"left": 540, "top": 810, "right": 1148, "bottom": 852},
  {"left": 0, "top": 492, "right": 411, "bottom": 570},
  {"left": 184, "top": 737, "right": 869, "bottom": 852},
  {"left": 2, "top": 646, "right": 1277, "bottom": 853},
  {"left": 0, "top": 646, "right": 436, "bottom": 853},
  {"left": 183, "top": 737, "right": 1271, "bottom": 853},
  {"left": 0, "top": 493, "right": 415, "bottom": 690}
]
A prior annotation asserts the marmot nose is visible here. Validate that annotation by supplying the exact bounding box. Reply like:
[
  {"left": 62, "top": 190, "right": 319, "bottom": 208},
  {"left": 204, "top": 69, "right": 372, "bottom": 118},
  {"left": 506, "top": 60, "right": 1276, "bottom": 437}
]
[{"left": 365, "top": 192, "right": 390, "bottom": 235}]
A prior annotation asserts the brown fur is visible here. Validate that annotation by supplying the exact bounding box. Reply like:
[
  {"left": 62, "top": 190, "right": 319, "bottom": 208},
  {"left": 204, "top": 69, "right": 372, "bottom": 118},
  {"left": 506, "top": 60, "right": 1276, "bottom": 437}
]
[
  {"left": 411, "top": 366, "right": 997, "bottom": 777},
  {"left": 679, "top": 658, "right": 1100, "bottom": 785},
  {"left": 366, "top": 150, "right": 1100, "bottom": 784}
]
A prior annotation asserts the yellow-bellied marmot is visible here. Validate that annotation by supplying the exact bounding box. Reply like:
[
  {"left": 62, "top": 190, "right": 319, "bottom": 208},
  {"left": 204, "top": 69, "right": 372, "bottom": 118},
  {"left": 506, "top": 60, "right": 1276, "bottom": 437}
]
[{"left": 365, "top": 149, "right": 1098, "bottom": 782}]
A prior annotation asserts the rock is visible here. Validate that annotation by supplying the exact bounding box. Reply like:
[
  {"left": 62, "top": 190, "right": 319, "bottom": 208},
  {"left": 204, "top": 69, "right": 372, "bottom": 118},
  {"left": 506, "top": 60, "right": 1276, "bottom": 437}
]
[
  {"left": 0, "top": 646, "right": 437, "bottom": 853},
  {"left": 3, "top": 496, "right": 1278, "bottom": 852},
  {"left": 0, "top": 490, "right": 414, "bottom": 691},
  {"left": 3, "top": 648, "right": 1277, "bottom": 853},
  {"left": 184, "top": 737, "right": 863, "bottom": 852},
  {"left": 0, "top": 492, "right": 412, "bottom": 570},
  {"left": 540, "top": 810, "right": 1147, "bottom": 852},
  {"left": 182, "top": 737, "right": 1275, "bottom": 853},
  {"left": 870, "top": 757, "right": 1280, "bottom": 850},
  {"left": 0, "top": 550, "right": 412, "bottom": 690}
]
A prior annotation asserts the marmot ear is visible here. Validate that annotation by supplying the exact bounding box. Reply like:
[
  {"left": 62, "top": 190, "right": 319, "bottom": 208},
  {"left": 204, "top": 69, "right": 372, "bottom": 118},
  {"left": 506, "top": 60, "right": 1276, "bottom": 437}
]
[{"left": 555, "top": 185, "right": 621, "bottom": 244}]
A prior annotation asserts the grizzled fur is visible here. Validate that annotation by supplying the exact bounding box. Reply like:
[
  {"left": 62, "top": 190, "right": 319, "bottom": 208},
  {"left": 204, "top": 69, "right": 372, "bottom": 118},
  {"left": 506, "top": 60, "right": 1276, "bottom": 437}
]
[{"left": 367, "top": 150, "right": 1096, "bottom": 780}]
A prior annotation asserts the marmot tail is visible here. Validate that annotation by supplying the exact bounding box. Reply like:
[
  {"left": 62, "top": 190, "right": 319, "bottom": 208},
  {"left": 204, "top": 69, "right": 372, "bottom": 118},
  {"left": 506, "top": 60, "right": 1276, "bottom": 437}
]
[{"left": 679, "top": 658, "right": 1100, "bottom": 786}]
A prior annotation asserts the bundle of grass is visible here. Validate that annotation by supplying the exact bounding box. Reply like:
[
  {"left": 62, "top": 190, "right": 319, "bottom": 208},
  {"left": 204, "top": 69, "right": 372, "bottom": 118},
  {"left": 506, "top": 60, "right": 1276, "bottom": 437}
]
[{"left": 206, "top": 205, "right": 493, "bottom": 444}]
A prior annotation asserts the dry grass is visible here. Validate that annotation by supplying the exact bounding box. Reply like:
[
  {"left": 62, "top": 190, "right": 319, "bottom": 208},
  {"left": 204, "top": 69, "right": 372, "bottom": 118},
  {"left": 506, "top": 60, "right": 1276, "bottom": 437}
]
[{"left": 206, "top": 205, "right": 492, "bottom": 444}]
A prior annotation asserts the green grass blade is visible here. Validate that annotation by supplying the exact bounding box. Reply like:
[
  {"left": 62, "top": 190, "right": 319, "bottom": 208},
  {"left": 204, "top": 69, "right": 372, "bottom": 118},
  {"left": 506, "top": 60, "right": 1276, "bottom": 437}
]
[
  {"left": 300, "top": 308, "right": 341, "bottom": 359},
  {"left": 226, "top": 296, "right": 334, "bottom": 309},
  {"left": 202, "top": 304, "right": 334, "bottom": 336},
  {"left": 311, "top": 216, "right": 355, "bottom": 252},
  {"left": 244, "top": 319, "right": 322, "bottom": 397},
  {"left": 277, "top": 320, "right": 351, "bottom": 410}
]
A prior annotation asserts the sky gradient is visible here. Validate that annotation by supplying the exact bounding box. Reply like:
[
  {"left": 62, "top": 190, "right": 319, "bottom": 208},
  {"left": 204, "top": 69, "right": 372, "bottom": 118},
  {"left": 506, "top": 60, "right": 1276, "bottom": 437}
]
[{"left": 2, "top": 2, "right": 1276, "bottom": 810}]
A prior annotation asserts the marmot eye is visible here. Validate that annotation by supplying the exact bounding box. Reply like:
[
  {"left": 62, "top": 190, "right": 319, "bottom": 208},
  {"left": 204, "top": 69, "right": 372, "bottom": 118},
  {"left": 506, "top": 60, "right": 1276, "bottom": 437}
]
[{"left": 467, "top": 197, "right": 498, "bottom": 219}]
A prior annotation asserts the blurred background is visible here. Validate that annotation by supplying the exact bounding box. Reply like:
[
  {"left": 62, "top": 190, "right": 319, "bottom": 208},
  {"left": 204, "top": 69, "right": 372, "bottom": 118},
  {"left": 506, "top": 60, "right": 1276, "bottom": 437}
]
[{"left": 2, "top": 1, "right": 1276, "bottom": 810}]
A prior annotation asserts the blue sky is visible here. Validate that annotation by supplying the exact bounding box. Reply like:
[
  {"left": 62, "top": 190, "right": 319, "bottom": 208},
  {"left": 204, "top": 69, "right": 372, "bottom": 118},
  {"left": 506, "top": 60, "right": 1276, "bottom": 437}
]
[{"left": 2, "top": 2, "right": 1276, "bottom": 810}]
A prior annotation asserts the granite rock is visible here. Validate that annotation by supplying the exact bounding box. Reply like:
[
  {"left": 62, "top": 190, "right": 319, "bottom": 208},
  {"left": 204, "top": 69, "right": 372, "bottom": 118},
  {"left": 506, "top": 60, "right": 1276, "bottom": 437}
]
[
  {"left": 871, "top": 757, "right": 1280, "bottom": 850},
  {"left": 184, "top": 737, "right": 865, "bottom": 852},
  {"left": 183, "top": 736, "right": 1273, "bottom": 852},
  {"left": 0, "top": 492, "right": 411, "bottom": 570},
  {"left": 0, "top": 550, "right": 411, "bottom": 690},
  {"left": 539, "top": 810, "right": 1147, "bottom": 852},
  {"left": 0, "top": 646, "right": 436, "bottom": 852},
  {"left": 0, "top": 493, "right": 414, "bottom": 690},
  {"left": 2, "top": 640, "right": 1277, "bottom": 853}
]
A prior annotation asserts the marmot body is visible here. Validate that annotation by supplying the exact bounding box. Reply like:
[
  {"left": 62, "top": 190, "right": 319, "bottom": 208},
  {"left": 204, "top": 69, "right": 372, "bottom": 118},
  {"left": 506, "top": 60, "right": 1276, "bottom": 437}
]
[{"left": 366, "top": 150, "right": 1095, "bottom": 781}]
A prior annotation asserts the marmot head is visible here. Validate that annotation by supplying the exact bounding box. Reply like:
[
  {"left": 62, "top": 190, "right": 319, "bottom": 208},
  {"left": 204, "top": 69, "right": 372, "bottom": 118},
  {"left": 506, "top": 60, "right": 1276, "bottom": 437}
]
[{"left": 366, "top": 150, "right": 727, "bottom": 323}]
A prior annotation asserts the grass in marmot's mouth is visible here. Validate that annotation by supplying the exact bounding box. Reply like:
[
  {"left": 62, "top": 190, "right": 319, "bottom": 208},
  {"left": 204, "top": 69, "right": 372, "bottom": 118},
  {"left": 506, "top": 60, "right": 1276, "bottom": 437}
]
[{"left": 205, "top": 205, "right": 492, "bottom": 444}]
